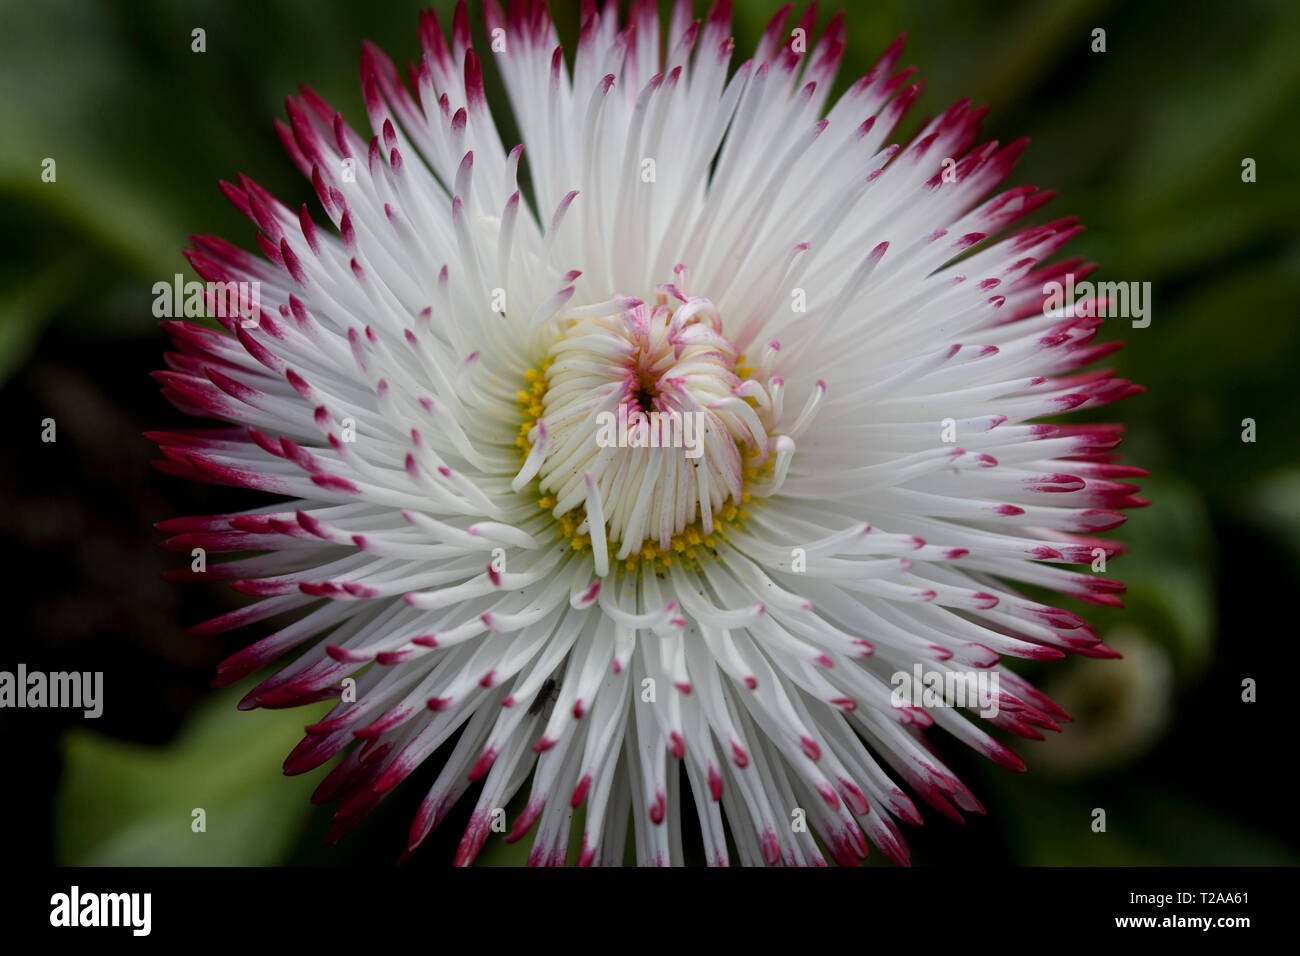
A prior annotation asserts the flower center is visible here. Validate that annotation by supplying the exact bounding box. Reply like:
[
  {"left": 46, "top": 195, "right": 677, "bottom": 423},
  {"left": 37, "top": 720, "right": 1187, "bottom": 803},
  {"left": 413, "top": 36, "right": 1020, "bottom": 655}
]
[{"left": 516, "top": 296, "right": 775, "bottom": 569}]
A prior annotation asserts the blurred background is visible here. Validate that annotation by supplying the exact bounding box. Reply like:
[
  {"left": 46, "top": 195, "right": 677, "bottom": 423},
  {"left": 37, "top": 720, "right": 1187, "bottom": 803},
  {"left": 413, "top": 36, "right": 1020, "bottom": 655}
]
[{"left": 1, "top": 0, "right": 1297, "bottom": 866}]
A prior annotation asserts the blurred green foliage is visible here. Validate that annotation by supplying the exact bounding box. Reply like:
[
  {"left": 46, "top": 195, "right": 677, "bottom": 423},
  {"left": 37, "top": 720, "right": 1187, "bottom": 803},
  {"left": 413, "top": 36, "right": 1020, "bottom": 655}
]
[
  {"left": 56, "top": 683, "right": 323, "bottom": 865},
  {"left": 4, "top": 0, "right": 1296, "bottom": 864}
]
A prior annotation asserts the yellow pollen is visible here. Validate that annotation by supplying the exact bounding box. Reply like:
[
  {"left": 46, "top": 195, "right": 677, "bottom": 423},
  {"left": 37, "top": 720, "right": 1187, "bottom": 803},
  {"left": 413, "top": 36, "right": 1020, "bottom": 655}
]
[{"left": 515, "top": 357, "right": 768, "bottom": 572}]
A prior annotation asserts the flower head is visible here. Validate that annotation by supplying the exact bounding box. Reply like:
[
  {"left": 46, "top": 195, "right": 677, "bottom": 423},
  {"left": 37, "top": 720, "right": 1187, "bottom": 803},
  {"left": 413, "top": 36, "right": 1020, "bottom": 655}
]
[{"left": 152, "top": 0, "right": 1145, "bottom": 866}]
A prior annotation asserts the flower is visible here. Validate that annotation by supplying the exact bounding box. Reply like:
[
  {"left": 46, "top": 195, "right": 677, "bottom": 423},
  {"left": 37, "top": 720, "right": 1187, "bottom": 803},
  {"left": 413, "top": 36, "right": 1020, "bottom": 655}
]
[{"left": 150, "top": 0, "right": 1145, "bottom": 867}]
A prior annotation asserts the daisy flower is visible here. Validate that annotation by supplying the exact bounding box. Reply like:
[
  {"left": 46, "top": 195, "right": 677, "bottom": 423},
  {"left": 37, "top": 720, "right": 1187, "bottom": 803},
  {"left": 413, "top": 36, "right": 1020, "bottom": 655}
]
[{"left": 151, "top": 0, "right": 1145, "bottom": 866}]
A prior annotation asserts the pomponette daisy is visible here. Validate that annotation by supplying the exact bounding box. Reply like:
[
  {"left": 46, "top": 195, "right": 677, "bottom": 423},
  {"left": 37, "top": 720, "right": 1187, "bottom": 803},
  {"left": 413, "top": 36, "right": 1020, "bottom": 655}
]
[{"left": 151, "top": 0, "right": 1145, "bottom": 866}]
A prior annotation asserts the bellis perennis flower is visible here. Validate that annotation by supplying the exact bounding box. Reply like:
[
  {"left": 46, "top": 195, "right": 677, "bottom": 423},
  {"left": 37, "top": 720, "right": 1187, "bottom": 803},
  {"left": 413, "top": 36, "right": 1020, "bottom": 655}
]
[{"left": 151, "top": 0, "right": 1145, "bottom": 866}]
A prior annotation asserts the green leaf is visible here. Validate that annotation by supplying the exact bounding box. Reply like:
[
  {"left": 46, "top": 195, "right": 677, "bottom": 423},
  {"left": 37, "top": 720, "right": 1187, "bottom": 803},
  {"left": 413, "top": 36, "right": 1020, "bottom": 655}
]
[
  {"left": 0, "top": 262, "right": 77, "bottom": 385},
  {"left": 1240, "top": 468, "right": 1300, "bottom": 574},
  {"left": 55, "top": 682, "right": 327, "bottom": 866},
  {"left": 1082, "top": 476, "right": 1216, "bottom": 678}
]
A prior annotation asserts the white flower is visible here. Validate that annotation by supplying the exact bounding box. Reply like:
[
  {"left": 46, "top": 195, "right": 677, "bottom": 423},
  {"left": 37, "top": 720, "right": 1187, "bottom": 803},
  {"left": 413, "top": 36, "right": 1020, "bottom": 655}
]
[{"left": 152, "top": 0, "right": 1144, "bottom": 866}]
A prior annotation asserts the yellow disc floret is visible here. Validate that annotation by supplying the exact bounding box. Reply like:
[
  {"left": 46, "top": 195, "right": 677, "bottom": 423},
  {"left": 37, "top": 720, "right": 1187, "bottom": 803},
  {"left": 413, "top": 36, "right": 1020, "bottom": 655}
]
[{"left": 515, "top": 356, "right": 767, "bottom": 573}]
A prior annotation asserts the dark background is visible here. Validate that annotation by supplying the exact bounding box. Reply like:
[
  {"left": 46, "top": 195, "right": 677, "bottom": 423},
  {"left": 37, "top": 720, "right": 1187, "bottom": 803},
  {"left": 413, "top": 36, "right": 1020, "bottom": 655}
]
[{"left": 1, "top": 0, "right": 1297, "bottom": 866}]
